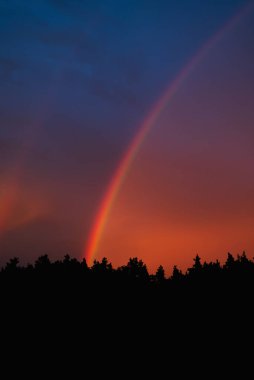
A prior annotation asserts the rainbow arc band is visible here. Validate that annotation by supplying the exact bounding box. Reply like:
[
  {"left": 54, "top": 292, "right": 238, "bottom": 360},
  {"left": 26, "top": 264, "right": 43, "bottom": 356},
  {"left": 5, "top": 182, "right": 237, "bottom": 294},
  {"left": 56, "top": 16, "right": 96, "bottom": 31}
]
[{"left": 85, "top": 3, "right": 253, "bottom": 266}]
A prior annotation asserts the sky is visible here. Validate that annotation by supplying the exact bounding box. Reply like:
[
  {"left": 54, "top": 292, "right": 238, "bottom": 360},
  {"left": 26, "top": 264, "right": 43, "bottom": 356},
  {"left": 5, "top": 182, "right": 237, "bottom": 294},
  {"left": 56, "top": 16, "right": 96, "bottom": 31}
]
[{"left": 0, "top": 0, "right": 254, "bottom": 272}]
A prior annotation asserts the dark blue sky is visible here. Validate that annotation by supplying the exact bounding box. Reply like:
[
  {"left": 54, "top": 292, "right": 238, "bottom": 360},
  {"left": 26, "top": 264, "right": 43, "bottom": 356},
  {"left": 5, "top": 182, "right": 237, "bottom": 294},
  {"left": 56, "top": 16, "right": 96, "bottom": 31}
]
[
  {"left": 1, "top": 1, "right": 249, "bottom": 139},
  {"left": 0, "top": 0, "right": 253, "bottom": 265}
]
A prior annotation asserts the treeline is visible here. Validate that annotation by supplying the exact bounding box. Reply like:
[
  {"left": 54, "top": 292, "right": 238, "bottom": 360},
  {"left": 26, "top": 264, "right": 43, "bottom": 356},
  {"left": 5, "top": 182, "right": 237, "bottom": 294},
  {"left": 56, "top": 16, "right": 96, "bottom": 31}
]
[
  {"left": 0, "top": 251, "right": 253, "bottom": 281},
  {"left": 1, "top": 251, "right": 254, "bottom": 366},
  {"left": 1, "top": 251, "right": 254, "bottom": 295}
]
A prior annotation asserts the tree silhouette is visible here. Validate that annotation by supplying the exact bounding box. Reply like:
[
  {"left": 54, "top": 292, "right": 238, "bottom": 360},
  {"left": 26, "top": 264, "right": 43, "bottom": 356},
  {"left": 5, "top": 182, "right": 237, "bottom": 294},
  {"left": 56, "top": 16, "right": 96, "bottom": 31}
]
[
  {"left": 155, "top": 265, "right": 165, "bottom": 282},
  {"left": 4, "top": 257, "right": 19, "bottom": 272},
  {"left": 92, "top": 257, "right": 113, "bottom": 274},
  {"left": 193, "top": 255, "right": 202, "bottom": 271},
  {"left": 224, "top": 252, "right": 235, "bottom": 270},
  {"left": 123, "top": 257, "right": 149, "bottom": 281},
  {"left": 35, "top": 254, "right": 51, "bottom": 269},
  {"left": 171, "top": 265, "right": 183, "bottom": 281}
]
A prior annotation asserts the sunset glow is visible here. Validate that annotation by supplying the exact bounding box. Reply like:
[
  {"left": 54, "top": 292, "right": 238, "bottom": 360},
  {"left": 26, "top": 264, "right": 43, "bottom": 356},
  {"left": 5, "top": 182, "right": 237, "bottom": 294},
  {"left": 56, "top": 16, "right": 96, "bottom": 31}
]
[{"left": 1, "top": 1, "right": 254, "bottom": 271}]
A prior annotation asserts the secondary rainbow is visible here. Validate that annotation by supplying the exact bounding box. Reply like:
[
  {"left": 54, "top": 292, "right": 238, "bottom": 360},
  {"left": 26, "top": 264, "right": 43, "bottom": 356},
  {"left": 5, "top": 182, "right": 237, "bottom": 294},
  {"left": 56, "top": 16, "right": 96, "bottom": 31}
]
[{"left": 85, "top": 3, "right": 253, "bottom": 266}]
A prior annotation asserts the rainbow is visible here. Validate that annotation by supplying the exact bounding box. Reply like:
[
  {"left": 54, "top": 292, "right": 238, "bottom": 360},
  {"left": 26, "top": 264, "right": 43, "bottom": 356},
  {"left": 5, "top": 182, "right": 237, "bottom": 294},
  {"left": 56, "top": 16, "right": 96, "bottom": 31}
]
[{"left": 85, "top": 2, "right": 254, "bottom": 266}]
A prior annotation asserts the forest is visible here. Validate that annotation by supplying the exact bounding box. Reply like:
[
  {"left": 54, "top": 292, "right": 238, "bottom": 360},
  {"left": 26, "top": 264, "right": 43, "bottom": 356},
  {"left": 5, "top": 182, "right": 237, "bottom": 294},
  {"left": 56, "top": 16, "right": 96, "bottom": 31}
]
[
  {"left": 1, "top": 251, "right": 254, "bottom": 306},
  {"left": 1, "top": 251, "right": 253, "bottom": 370}
]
